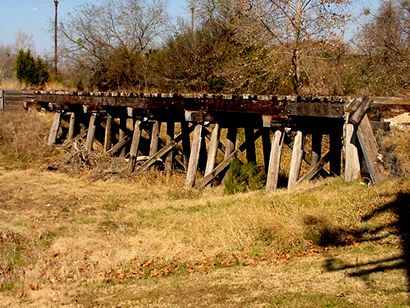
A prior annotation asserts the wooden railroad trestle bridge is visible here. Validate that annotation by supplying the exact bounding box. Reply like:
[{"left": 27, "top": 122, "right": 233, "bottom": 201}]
[{"left": 26, "top": 91, "right": 387, "bottom": 189}]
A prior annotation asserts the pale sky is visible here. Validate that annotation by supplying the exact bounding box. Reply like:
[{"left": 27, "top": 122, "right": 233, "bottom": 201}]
[{"left": 0, "top": 0, "right": 381, "bottom": 56}]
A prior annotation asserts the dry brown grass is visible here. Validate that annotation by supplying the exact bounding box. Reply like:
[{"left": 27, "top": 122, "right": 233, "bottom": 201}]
[{"left": 0, "top": 110, "right": 409, "bottom": 306}]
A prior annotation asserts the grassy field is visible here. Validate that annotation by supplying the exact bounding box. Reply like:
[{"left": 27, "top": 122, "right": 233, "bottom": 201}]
[{"left": 0, "top": 111, "right": 409, "bottom": 307}]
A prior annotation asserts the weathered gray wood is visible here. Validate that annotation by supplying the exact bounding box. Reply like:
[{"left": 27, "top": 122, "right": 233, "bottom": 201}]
[
  {"left": 181, "top": 122, "right": 191, "bottom": 170},
  {"left": 225, "top": 127, "right": 237, "bottom": 159},
  {"left": 205, "top": 123, "right": 220, "bottom": 177},
  {"left": 119, "top": 117, "right": 127, "bottom": 157},
  {"left": 344, "top": 123, "right": 361, "bottom": 182},
  {"left": 311, "top": 133, "right": 322, "bottom": 167},
  {"left": 107, "top": 136, "right": 131, "bottom": 155},
  {"left": 104, "top": 115, "right": 112, "bottom": 152},
  {"left": 48, "top": 112, "right": 61, "bottom": 145},
  {"left": 165, "top": 122, "right": 175, "bottom": 176},
  {"left": 329, "top": 129, "right": 342, "bottom": 176},
  {"left": 357, "top": 114, "right": 387, "bottom": 184},
  {"left": 0, "top": 90, "right": 4, "bottom": 115},
  {"left": 288, "top": 131, "right": 303, "bottom": 189},
  {"left": 86, "top": 113, "right": 97, "bottom": 153},
  {"left": 198, "top": 129, "right": 263, "bottom": 188},
  {"left": 185, "top": 124, "right": 203, "bottom": 188},
  {"left": 67, "top": 112, "right": 76, "bottom": 140},
  {"left": 128, "top": 120, "right": 142, "bottom": 172},
  {"left": 136, "top": 141, "right": 176, "bottom": 174},
  {"left": 262, "top": 129, "right": 271, "bottom": 173},
  {"left": 266, "top": 130, "right": 284, "bottom": 191},
  {"left": 149, "top": 121, "right": 160, "bottom": 156},
  {"left": 344, "top": 97, "right": 362, "bottom": 114},
  {"left": 297, "top": 151, "right": 331, "bottom": 184},
  {"left": 350, "top": 97, "right": 370, "bottom": 125},
  {"left": 245, "top": 127, "right": 257, "bottom": 164}
]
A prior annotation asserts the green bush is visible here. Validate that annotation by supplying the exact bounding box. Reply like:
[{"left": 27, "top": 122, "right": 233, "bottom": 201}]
[
  {"left": 15, "top": 49, "right": 49, "bottom": 86},
  {"left": 224, "top": 159, "right": 265, "bottom": 195}
]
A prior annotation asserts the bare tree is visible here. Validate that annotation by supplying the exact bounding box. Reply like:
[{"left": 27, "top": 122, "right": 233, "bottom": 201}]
[
  {"left": 357, "top": 0, "right": 410, "bottom": 95},
  {"left": 239, "top": 0, "right": 350, "bottom": 94},
  {"left": 60, "top": 0, "right": 169, "bottom": 89}
]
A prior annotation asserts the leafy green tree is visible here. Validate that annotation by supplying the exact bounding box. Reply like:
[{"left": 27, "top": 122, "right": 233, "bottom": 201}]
[{"left": 15, "top": 49, "right": 49, "bottom": 86}]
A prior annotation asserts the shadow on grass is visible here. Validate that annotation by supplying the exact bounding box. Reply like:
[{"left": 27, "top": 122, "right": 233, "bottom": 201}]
[{"left": 307, "top": 191, "right": 409, "bottom": 292}]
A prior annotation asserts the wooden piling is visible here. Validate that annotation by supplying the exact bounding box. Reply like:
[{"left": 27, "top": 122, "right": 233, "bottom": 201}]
[
  {"left": 48, "top": 112, "right": 61, "bottom": 145},
  {"left": 104, "top": 115, "right": 112, "bottom": 152},
  {"left": 266, "top": 130, "right": 284, "bottom": 191},
  {"left": 185, "top": 124, "right": 202, "bottom": 188},
  {"left": 225, "top": 127, "right": 237, "bottom": 159},
  {"left": 85, "top": 113, "right": 97, "bottom": 153},
  {"left": 204, "top": 123, "right": 220, "bottom": 178},
  {"left": 165, "top": 122, "right": 175, "bottom": 176},
  {"left": 262, "top": 128, "right": 271, "bottom": 174},
  {"left": 181, "top": 122, "right": 191, "bottom": 170},
  {"left": 67, "top": 112, "right": 76, "bottom": 140},
  {"left": 128, "top": 120, "right": 142, "bottom": 172},
  {"left": 344, "top": 123, "right": 361, "bottom": 182},
  {"left": 311, "top": 133, "right": 322, "bottom": 167},
  {"left": 288, "top": 131, "right": 303, "bottom": 189},
  {"left": 245, "top": 127, "right": 257, "bottom": 164},
  {"left": 329, "top": 129, "right": 342, "bottom": 176},
  {"left": 119, "top": 117, "right": 127, "bottom": 157},
  {"left": 149, "top": 121, "right": 160, "bottom": 156}
]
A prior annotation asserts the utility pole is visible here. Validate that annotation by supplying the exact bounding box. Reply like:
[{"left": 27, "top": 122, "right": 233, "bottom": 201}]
[
  {"left": 189, "top": 0, "right": 195, "bottom": 32},
  {"left": 53, "top": 0, "right": 59, "bottom": 76}
]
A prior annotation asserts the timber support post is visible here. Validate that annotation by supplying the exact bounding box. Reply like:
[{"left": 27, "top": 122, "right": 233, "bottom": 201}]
[
  {"left": 266, "top": 130, "right": 284, "bottom": 191},
  {"left": 48, "top": 112, "right": 61, "bottom": 145},
  {"left": 128, "top": 120, "right": 142, "bottom": 172},
  {"left": 104, "top": 115, "right": 113, "bottom": 152},
  {"left": 86, "top": 113, "right": 97, "bottom": 153},
  {"left": 288, "top": 131, "right": 304, "bottom": 189},
  {"left": 185, "top": 124, "right": 203, "bottom": 188}
]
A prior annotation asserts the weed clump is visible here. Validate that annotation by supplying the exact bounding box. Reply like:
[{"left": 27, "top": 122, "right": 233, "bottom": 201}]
[{"left": 224, "top": 159, "right": 265, "bottom": 194}]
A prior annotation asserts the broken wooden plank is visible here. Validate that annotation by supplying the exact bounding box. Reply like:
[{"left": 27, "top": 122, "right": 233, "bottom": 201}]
[
  {"left": 266, "top": 130, "right": 284, "bottom": 191},
  {"left": 350, "top": 97, "right": 370, "bottom": 125},
  {"left": 356, "top": 114, "right": 387, "bottom": 184}
]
